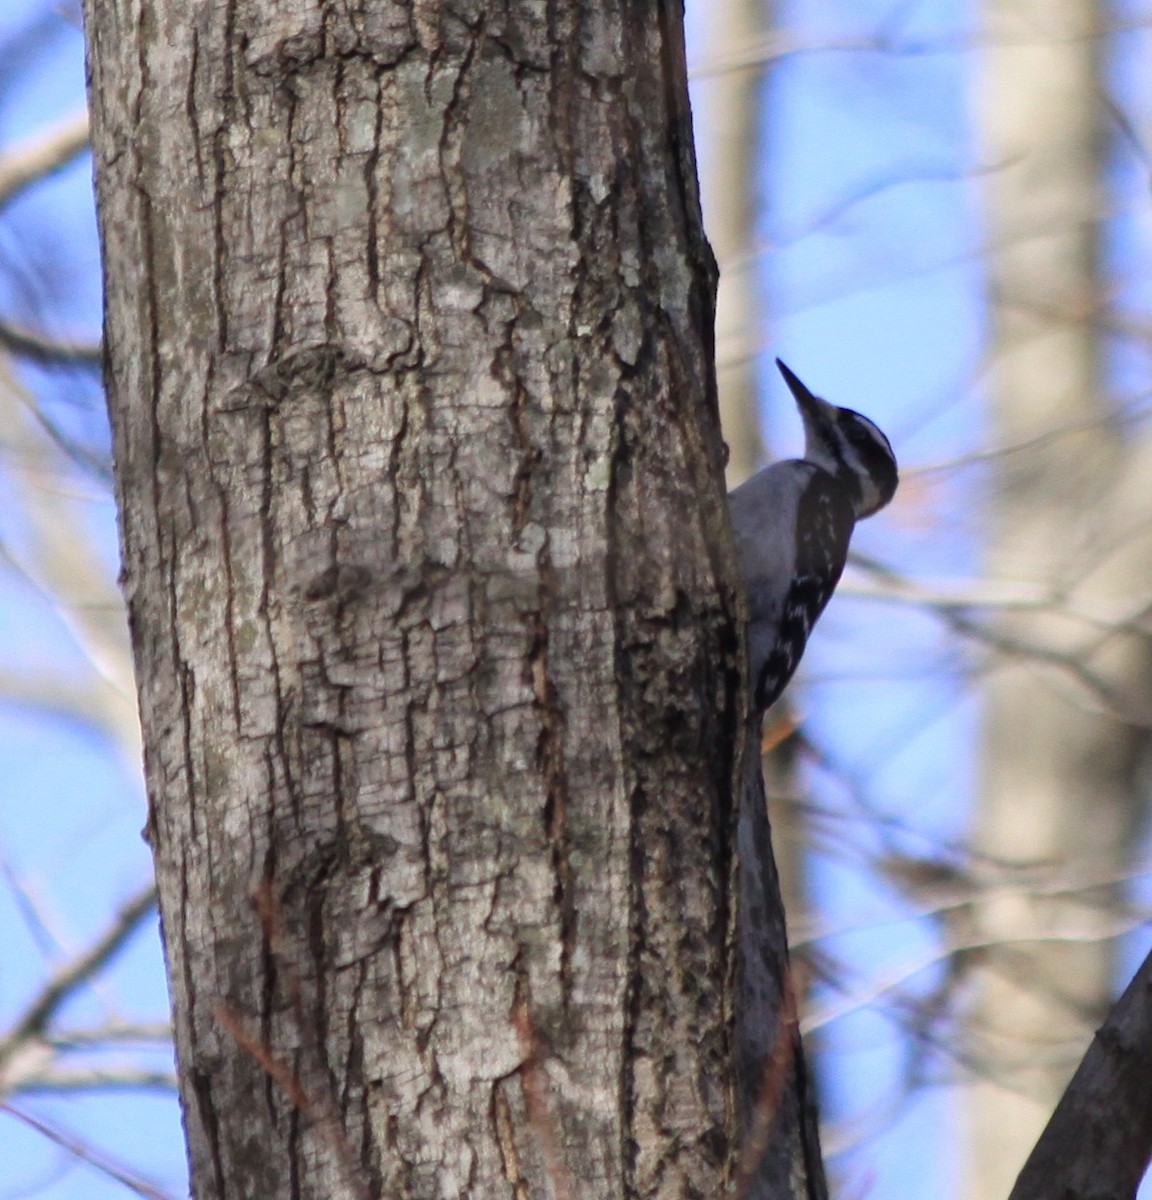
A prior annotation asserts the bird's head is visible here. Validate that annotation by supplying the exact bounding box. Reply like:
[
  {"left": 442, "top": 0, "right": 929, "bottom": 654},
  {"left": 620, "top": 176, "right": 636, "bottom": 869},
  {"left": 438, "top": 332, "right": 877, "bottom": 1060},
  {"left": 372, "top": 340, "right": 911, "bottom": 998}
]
[{"left": 776, "top": 358, "right": 898, "bottom": 518}]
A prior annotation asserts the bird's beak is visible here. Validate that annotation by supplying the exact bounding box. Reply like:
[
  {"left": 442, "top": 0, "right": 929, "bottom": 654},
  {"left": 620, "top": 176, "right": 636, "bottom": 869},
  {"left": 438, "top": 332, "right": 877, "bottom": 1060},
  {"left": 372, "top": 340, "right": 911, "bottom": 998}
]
[{"left": 775, "top": 358, "right": 827, "bottom": 419}]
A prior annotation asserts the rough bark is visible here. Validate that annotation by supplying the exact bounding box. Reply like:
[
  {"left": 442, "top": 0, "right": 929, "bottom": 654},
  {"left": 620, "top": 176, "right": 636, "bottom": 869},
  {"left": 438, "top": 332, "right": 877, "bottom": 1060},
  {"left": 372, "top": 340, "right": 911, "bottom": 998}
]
[
  {"left": 967, "top": 3, "right": 1152, "bottom": 1194},
  {"left": 83, "top": 2, "right": 750, "bottom": 1196}
]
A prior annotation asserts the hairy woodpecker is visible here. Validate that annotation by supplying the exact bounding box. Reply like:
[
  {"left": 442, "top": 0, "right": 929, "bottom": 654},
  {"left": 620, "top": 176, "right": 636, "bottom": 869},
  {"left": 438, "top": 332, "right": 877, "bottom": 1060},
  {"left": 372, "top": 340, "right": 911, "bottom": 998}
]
[{"left": 729, "top": 358, "right": 898, "bottom": 715}]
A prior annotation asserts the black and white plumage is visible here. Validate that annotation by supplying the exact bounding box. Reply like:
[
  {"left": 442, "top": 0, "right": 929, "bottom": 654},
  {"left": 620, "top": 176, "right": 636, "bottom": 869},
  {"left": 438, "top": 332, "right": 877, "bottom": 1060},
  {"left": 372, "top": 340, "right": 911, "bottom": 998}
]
[{"left": 729, "top": 358, "right": 898, "bottom": 714}]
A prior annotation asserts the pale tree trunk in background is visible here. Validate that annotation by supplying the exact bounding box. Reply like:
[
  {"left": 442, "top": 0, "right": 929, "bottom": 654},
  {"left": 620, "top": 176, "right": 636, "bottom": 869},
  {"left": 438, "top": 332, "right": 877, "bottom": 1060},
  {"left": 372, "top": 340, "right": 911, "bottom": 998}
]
[
  {"left": 693, "top": 0, "right": 769, "bottom": 488},
  {"left": 967, "top": 3, "right": 1152, "bottom": 1195},
  {"left": 82, "top": 1, "right": 760, "bottom": 1196}
]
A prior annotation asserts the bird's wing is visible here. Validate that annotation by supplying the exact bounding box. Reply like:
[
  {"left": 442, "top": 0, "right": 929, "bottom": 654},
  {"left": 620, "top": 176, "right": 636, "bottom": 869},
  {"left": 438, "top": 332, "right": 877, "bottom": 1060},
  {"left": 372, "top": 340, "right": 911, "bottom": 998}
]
[{"left": 752, "top": 471, "right": 855, "bottom": 712}]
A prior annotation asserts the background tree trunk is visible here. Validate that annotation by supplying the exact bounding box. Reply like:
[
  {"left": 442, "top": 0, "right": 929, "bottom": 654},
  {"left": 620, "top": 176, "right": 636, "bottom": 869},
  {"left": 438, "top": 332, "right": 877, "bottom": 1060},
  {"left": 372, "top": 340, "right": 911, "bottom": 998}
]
[
  {"left": 694, "top": 0, "right": 771, "bottom": 487},
  {"left": 83, "top": 2, "right": 756, "bottom": 1195},
  {"left": 966, "top": 3, "right": 1152, "bottom": 1194}
]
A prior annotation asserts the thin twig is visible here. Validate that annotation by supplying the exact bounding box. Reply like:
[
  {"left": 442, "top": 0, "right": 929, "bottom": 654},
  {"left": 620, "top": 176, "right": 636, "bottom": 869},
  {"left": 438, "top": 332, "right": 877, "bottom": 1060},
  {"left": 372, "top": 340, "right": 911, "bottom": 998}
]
[
  {"left": 0, "top": 885, "right": 157, "bottom": 1069},
  {"left": 12, "top": 1067, "right": 178, "bottom": 1094},
  {"left": 0, "top": 317, "right": 102, "bottom": 367},
  {"left": 213, "top": 1003, "right": 314, "bottom": 1114},
  {"left": 0, "top": 1100, "right": 175, "bottom": 1200},
  {"left": 0, "top": 109, "right": 90, "bottom": 208}
]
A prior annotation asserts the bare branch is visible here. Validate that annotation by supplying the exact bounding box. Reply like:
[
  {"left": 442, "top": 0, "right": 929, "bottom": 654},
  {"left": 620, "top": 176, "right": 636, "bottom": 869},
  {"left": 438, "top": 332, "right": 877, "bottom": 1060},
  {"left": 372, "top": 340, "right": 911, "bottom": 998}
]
[
  {"left": 803, "top": 919, "right": 1150, "bottom": 1037},
  {"left": 0, "top": 667, "right": 130, "bottom": 745},
  {"left": 841, "top": 554, "right": 1152, "bottom": 728},
  {"left": 688, "top": 20, "right": 1152, "bottom": 81},
  {"left": 0, "top": 317, "right": 102, "bottom": 367},
  {"left": 1008, "top": 949, "right": 1152, "bottom": 1200},
  {"left": 0, "top": 109, "right": 90, "bottom": 208},
  {"left": 47, "top": 1021, "right": 173, "bottom": 1049},
  {"left": 0, "top": 885, "right": 157, "bottom": 1071},
  {"left": 0, "top": 1022, "right": 174, "bottom": 1096},
  {"left": 11, "top": 1067, "right": 177, "bottom": 1095}
]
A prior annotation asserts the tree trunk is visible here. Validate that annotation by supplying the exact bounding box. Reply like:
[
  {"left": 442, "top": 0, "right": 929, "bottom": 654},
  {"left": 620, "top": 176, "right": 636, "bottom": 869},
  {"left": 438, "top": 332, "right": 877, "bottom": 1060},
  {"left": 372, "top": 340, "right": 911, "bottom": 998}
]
[
  {"left": 967, "top": 3, "right": 1152, "bottom": 1194},
  {"left": 83, "top": 2, "right": 753, "bottom": 1196},
  {"left": 735, "top": 735, "right": 827, "bottom": 1199}
]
